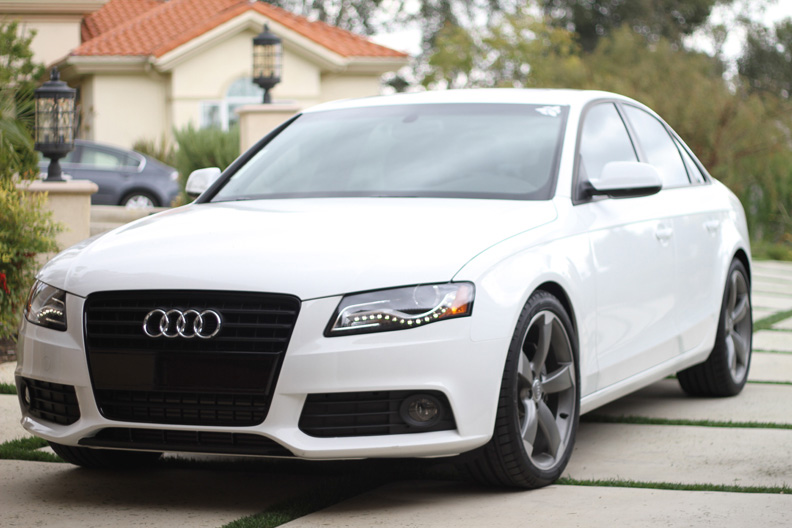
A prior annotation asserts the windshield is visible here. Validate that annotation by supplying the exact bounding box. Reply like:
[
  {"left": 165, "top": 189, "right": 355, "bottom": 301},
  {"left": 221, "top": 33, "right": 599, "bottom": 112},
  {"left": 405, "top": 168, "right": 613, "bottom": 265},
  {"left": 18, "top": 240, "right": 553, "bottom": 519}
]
[{"left": 212, "top": 103, "right": 568, "bottom": 202}]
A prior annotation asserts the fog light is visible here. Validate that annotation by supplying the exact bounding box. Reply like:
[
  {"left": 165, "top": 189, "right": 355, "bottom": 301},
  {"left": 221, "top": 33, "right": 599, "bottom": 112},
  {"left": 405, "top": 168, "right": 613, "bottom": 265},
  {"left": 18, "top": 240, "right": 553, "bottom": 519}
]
[
  {"left": 19, "top": 380, "right": 31, "bottom": 409},
  {"left": 401, "top": 394, "right": 443, "bottom": 427}
]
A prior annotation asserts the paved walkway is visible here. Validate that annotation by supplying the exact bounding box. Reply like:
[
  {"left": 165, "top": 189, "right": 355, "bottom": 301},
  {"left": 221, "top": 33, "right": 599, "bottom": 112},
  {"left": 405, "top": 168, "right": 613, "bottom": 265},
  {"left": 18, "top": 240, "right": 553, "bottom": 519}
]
[{"left": 1, "top": 260, "right": 791, "bottom": 527}]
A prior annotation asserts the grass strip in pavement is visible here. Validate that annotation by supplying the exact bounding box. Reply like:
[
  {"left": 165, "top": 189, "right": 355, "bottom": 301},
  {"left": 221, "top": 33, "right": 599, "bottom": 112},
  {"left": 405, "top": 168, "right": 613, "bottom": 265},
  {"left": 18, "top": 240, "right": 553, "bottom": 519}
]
[
  {"left": 0, "top": 382, "right": 16, "bottom": 395},
  {"left": 0, "top": 436, "right": 63, "bottom": 463},
  {"left": 748, "top": 379, "right": 792, "bottom": 386},
  {"left": 557, "top": 477, "right": 791, "bottom": 494},
  {"left": 221, "top": 460, "right": 462, "bottom": 528},
  {"left": 222, "top": 475, "right": 388, "bottom": 528},
  {"left": 582, "top": 414, "right": 792, "bottom": 429},
  {"left": 754, "top": 309, "right": 792, "bottom": 331}
]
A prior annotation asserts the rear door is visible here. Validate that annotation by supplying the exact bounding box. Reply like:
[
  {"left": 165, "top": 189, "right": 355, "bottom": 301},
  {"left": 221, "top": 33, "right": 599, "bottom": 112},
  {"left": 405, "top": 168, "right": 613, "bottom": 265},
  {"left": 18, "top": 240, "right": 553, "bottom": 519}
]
[{"left": 620, "top": 104, "right": 725, "bottom": 353}]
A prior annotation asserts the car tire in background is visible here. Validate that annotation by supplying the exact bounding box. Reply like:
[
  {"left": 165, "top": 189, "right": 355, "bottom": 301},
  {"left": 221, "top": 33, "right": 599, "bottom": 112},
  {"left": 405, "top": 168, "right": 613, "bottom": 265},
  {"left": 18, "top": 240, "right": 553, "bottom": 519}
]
[
  {"left": 464, "top": 290, "right": 580, "bottom": 488},
  {"left": 121, "top": 191, "right": 159, "bottom": 209},
  {"left": 677, "top": 259, "right": 752, "bottom": 397}
]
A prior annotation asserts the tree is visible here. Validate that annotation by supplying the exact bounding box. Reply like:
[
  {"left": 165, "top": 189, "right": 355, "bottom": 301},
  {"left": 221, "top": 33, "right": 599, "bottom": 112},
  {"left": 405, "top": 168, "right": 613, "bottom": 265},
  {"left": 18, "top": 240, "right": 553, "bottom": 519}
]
[
  {"left": 738, "top": 18, "right": 792, "bottom": 99},
  {"left": 422, "top": 12, "right": 584, "bottom": 89},
  {"left": 539, "top": 0, "right": 734, "bottom": 52},
  {"left": 0, "top": 22, "right": 60, "bottom": 340},
  {"left": 268, "top": 0, "right": 518, "bottom": 48}
]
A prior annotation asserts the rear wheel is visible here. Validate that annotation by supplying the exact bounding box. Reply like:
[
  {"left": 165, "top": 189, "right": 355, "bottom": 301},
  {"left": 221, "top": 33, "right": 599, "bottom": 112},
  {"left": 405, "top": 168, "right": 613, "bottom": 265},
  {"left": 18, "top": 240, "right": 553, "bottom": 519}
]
[
  {"left": 464, "top": 290, "right": 579, "bottom": 488},
  {"left": 678, "top": 259, "right": 752, "bottom": 396},
  {"left": 49, "top": 442, "right": 161, "bottom": 469}
]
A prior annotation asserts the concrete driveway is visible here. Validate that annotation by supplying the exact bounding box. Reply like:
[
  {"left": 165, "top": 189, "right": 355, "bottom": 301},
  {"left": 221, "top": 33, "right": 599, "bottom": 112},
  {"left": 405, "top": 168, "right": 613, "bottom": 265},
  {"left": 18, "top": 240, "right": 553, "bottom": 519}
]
[{"left": 1, "top": 260, "right": 790, "bottom": 527}]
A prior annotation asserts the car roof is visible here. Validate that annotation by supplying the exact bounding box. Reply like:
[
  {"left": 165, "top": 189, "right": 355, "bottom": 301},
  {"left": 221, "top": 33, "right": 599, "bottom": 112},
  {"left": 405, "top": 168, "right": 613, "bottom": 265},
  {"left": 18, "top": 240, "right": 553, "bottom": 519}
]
[{"left": 303, "top": 88, "right": 638, "bottom": 114}]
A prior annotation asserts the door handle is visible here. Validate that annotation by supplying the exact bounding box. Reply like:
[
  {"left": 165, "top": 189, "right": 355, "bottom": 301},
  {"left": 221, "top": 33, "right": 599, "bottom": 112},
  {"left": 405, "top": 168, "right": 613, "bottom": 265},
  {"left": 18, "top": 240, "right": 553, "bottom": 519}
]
[
  {"left": 704, "top": 220, "right": 721, "bottom": 234},
  {"left": 655, "top": 226, "right": 674, "bottom": 242}
]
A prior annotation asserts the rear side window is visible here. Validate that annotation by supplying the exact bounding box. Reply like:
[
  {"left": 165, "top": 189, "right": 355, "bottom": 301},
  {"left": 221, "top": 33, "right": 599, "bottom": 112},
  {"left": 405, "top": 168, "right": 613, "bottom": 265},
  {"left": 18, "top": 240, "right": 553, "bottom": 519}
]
[
  {"left": 578, "top": 103, "right": 637, "bottom": 182},
  {"left": 622, "top": 106, "right": 690, "bottom": 188},
  {"left": 80, "top": 146, "right": 126, "bottom": 168},
  {"left": 675, "top": 138, "right": 707, "bottom": 184}
]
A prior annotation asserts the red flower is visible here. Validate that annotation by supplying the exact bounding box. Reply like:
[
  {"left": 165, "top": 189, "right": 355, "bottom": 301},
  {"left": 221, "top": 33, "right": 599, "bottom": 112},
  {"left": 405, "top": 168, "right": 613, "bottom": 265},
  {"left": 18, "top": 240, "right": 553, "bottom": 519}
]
[{"left": 0, "top": 272, "right": 9, "bottom": 295}]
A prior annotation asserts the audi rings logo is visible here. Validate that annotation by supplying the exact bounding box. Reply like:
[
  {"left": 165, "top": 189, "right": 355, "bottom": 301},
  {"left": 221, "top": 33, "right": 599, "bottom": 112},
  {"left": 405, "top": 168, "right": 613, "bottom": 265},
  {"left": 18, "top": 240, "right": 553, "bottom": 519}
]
[{"left": 143, "top": 309, "right": 223, "bottom": 339}]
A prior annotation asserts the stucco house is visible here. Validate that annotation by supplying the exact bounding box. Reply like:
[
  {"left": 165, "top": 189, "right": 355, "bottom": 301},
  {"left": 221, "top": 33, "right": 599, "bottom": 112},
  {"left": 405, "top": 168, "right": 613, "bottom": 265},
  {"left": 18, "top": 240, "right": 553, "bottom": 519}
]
[{"left": 1, "top": 0, "right": 409, "bottom": 149}]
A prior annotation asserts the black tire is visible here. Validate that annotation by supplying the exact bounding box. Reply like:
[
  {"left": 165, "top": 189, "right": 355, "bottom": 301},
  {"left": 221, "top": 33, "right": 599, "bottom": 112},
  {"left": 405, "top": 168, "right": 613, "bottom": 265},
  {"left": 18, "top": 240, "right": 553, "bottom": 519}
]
[
  {"left": 49, "top": 441, "right": 161, "bottom": 469},
  {"left": 463, "top": 290, "right": 580, "bottom": 488},
  {"left": 120, "top": 191, "right": 159, "bottom": 208},
  {"left": 678, "top": 259, "right": 752, "bottom": 397}
]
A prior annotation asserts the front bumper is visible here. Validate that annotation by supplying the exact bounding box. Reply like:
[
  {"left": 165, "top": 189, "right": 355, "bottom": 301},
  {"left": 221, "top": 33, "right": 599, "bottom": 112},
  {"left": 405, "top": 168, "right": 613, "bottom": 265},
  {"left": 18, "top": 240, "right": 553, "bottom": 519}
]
[{"left": 16, "top": 294, "right": 508, "bottom": 459}]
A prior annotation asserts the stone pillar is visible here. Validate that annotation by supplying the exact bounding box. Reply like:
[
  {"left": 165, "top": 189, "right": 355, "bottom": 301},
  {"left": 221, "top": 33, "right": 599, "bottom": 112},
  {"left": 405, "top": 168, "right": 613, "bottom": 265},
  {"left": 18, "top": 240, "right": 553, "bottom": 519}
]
[
  {"left": 236, "top": 103, "right": 301, "bottom": 153},
  {"left": 20, "top": 180, "right": 98, "bottom": 251}
]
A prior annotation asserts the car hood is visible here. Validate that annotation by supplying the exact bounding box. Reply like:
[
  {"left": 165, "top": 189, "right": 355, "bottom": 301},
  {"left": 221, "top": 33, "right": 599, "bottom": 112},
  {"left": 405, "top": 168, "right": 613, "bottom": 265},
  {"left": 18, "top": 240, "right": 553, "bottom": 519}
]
[{"left": 39, "top": 198, "right": 557, "bottom": 299}]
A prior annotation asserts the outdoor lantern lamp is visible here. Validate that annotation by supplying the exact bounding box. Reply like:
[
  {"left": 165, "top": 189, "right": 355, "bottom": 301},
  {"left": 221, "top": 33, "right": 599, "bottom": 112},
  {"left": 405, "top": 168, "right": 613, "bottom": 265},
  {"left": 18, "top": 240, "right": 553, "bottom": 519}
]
[
  {"left": 34, "top": 67, "right": 76, "bottom": 182},
  {"left": 252, "top": 24, "right": 282, "bottom": 103}
]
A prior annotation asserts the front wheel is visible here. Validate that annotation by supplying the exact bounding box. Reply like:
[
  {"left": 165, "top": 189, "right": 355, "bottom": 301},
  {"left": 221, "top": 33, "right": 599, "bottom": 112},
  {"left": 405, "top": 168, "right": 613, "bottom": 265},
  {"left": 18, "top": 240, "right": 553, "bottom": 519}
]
[
  {"left": 463, "top": 290, "right": 579, "bottom": 488},
  {"left": 678, "top": 259, "right": 752, "bottom": 396}
]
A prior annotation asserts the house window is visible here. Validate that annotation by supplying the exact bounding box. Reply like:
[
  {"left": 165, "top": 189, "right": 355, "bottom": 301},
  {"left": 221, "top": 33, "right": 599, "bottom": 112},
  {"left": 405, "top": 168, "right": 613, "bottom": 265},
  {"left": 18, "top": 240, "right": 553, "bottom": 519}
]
[{"left": 201, "top": 78, "right": 264, "bottom": 130}]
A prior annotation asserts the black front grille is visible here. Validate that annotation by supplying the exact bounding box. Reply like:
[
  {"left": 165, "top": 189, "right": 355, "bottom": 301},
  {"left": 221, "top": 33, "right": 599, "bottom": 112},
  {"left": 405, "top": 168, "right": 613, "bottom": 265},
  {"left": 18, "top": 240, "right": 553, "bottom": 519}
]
[
  {"left": 84, "top": 290, "right": 300, "bottom": 427},
  {"left": 94, "top": 390, "right": 270, "bottom": 427},
  {"left": 299, "top": 391, "right": 456, "bottom": 438},
  {"left": 20, "top": 378, "right": 80, "bottom": 425},
  {"left": 80, "top": 427, "right": 294, "bottom": 457}
]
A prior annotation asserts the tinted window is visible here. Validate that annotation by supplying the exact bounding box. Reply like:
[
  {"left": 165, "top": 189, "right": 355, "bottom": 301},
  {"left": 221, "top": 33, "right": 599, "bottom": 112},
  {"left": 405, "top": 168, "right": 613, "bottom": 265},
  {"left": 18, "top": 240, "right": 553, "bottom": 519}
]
[
  {"left": 78, "top": 147, "right": 140, "bottom": 169},
  {"left": 623, "top": 106, "right": 689, "bottom": 187},
  {"left": 213, "top": 103, "right": 568, "bottom": 201},
  {"left": 579, "top": 103, "right": 637, "bottom": 182},
  {"left": 80, "top": 146, "right": 126, "bottom": 168}
]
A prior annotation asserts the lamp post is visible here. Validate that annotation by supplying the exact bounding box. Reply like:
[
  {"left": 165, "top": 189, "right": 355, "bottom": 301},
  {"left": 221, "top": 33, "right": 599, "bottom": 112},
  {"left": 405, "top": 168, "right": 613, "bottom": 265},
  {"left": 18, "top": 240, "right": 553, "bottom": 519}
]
[
  {"left": 34, "top": 67, "right": 76, "bottom": 182},
  {"left": 252, "top": 24, "right": 282, "bottom": 103}
]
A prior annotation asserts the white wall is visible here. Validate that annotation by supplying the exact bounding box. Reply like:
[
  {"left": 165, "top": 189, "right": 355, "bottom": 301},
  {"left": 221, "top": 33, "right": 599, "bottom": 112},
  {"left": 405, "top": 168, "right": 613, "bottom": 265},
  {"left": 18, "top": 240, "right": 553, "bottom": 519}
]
[
  {"left": 320, "top": 74, "right": 383, "bottom": 103},
  {"left": 13, "top": 15, "right": 82, "bottom": 66},
  {"left": 89, "top": 74, "right": 168, "bottom": 148},
  {"left": 169, "top": 29, "right": 324, "bottom": 131}
]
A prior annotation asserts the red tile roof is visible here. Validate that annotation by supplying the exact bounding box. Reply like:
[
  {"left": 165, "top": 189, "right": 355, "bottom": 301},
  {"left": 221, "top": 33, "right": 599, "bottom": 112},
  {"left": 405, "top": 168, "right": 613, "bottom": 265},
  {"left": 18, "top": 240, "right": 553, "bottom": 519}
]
[
  {"left": 73, "top": 0, "right": 408, "bottom": 59},
  {"left": 81, "top": 0, "right": 163, "bottom": 42}
]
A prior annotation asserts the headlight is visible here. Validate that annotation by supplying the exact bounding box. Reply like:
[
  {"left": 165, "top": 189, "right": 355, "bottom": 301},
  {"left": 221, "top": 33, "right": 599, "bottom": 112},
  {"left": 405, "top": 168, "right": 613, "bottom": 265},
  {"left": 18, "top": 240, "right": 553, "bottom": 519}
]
[
  {"left": 24, "top": 281, "right": 67, "bottom": 331},
  {"left": 325, "top": 282, "right": 474, "bottom": 336}
]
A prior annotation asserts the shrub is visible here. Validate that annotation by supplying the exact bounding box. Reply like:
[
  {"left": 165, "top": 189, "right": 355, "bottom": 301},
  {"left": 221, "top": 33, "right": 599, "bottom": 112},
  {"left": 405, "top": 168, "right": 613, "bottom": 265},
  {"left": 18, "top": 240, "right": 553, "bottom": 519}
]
[
  {"left": 136, "top": 125, "right": 239, "bottom": 205},
  {"left": 0, "top": 179, "right": 60, "bottom": 337},
  {"left": 132, "top": 135, "right": 176, "bottom": 167},
  {"left": 172, "top": 124, "right": 239, "bottom": 203}
]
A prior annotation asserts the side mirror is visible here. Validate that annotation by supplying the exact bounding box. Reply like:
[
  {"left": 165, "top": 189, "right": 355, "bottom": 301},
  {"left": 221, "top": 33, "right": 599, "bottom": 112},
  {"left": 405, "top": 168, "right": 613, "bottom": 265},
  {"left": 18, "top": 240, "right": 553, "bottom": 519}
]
[
  {"left": 185, "top": 167, "right": 221, "bottom": 197},
  {"left": 583, "top": 161, "right": 663, "bottom": 199}
]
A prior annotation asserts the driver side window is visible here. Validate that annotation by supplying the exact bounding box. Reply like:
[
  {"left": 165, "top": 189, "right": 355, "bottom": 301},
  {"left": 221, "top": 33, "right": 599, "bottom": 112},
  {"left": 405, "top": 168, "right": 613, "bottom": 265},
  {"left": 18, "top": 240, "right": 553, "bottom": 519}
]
[{"left": 578, "top": 103, "right": 638, "bottom": 188}]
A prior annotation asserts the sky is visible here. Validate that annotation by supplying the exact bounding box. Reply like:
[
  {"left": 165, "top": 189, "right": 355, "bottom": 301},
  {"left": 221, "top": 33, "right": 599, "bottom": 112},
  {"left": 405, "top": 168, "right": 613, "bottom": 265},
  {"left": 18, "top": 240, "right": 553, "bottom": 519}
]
[{"left": 692, "top": 0, "right": 792, "bottom": 62}]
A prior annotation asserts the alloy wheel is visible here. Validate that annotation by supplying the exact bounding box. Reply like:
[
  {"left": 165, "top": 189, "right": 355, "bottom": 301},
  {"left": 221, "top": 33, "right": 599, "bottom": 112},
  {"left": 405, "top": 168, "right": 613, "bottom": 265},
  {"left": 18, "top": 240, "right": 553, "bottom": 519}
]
[{"left": 516, "top": 310, "right": 577, "bottom": 470}]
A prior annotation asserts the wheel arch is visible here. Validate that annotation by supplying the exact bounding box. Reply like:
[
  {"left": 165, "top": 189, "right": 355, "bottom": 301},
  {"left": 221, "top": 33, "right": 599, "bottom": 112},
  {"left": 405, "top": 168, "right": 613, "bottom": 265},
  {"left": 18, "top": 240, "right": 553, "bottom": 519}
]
[
  {"left": 732, "top": 248, "right": 751, "bottom": 286},
  {"left": 534, "top": 281, "right": 578, "bottom": 339}
]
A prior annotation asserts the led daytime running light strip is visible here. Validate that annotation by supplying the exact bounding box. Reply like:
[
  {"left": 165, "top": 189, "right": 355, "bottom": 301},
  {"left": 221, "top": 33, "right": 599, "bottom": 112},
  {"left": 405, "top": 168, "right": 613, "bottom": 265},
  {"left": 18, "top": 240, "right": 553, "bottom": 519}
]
[{"left": 336, "top": 291, "right": 470, "bottom": 332}]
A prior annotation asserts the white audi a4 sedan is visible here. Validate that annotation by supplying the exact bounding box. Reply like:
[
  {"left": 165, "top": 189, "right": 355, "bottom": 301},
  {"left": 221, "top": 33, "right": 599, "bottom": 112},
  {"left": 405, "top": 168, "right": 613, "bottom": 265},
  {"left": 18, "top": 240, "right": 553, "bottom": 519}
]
[{"left": 16, "top": 89, "right": 752, "bottom": 488}]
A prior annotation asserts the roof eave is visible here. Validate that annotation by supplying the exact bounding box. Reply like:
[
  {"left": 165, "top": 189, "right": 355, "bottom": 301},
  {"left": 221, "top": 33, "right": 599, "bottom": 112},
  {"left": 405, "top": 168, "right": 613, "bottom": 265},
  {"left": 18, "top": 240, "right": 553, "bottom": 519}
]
[
  {"left": 340, "top": 56, "right": 410, "bottom": 75},
  {"left": 0, "top": 0, "right": 106, "bottom": 15},
  {"left": 151, "top": 10, "right": 351, "bottom": 73},
  {"left": 59, "top": 55, "right": 150, "bottom": 75}
]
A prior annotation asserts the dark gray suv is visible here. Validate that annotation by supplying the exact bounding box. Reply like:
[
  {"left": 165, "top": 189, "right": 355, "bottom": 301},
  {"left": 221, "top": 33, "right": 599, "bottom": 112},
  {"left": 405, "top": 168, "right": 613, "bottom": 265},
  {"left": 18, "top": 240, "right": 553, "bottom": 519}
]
[{"left": 39, "top": 139, "right": 181, "bottom": 208}]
